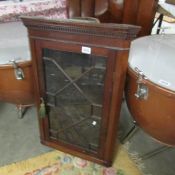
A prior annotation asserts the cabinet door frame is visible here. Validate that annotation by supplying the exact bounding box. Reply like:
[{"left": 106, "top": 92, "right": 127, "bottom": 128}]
[{"left": 32, "top": 39, "right": 121, "bottom": 165}]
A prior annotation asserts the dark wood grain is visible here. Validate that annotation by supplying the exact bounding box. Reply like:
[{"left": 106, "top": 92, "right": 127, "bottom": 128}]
[
  {"left": 67, "top": 0, "right": 158, "bottom": 36},
  {"left": 22, "top": 17, "right": 139, "bottom": 166}
]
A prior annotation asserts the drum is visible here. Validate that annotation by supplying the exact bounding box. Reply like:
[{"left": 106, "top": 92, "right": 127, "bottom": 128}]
[
  {"left": 0, "top": 22, "right": 34, "bottom": 106},
  {"left": 125, "top": 34, "right": 175, "bottom": 146}
]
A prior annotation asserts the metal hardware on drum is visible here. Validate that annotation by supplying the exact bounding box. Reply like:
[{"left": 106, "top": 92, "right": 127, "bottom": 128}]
[
  {"left": 134, "top": 67, "right": 148, "bottom": 100},
  {"left": 9, "top": 60, "right": 25, "bottom": 80},
  {"left": 135, "top": 84, "right": 148, "bottom": 100}
]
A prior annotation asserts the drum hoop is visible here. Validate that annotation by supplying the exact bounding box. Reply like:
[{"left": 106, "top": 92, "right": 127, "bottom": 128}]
[
  {"left": 0, "top": 60, "right": 32, "bottom": 70},
  {"left": 127, "top": 66, "right": 175, "bottom": 97}
]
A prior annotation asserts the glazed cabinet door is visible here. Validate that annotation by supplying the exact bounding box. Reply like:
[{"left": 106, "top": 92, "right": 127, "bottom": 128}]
[
  {"left": 36, "top": 42, "right": 115, "bottom": 165},
  {"left": 21, "top": 16, "right": 140, "bottom": 166}
]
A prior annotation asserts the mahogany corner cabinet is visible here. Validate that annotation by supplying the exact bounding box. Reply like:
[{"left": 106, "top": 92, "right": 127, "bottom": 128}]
[{"left": 21, "top": 17, "right": 140, "bottom": 166}]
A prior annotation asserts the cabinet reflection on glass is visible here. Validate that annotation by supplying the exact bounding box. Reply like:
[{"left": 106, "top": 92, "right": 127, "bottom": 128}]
[{"left": 42, "top": 48, "right": 107, "bottom": 153}]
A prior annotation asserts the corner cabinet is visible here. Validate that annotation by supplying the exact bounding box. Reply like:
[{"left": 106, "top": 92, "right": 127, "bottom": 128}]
[{"left": 22, "top": 17, "right": 140, "bottom": 166}]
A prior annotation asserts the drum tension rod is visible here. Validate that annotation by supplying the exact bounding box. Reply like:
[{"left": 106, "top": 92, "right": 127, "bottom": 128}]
[
  {"left": 134, "top": 67, "right": 148, "bottom": 100},
  {"left": 9, "top": 60, "right": 25, "bottom": 80}
]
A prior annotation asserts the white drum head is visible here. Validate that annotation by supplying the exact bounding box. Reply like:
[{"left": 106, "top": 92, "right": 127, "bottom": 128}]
[
  {"left": 129, "top": 34, "right": 175, "bottom": 92},
  {"left": 0, "top": 21, "right": 30, "bottom": 64}
]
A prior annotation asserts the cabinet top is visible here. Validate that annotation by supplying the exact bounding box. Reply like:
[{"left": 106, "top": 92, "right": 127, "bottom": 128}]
[
  {"left": 22, "top": 16, "right": 140, "bottom": 38},
  {"left": 21, "top": 16, "right": 140, "bottom": 49}
]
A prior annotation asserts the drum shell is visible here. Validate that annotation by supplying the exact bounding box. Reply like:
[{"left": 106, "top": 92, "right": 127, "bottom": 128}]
[
  {"left": 0, "top": 61, "right": 34, "bottom": 105},
  {"left": 125, "top": 67, "right": 175, "bottom": 146}
]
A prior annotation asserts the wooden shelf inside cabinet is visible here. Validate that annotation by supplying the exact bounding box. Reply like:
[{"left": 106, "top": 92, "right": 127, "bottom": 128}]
[{"left": 21, "top": 17, "right": 140, "bottom": 166}]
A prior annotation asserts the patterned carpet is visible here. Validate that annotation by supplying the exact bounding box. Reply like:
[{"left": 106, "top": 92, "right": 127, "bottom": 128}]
[{"left": 0, "top": 145, "right": 142, "bottom": 175}]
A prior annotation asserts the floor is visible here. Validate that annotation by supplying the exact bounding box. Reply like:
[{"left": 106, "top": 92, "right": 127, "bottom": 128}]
[
  {"left": 0, "top": 102, "right": 52, "bottom": 167},
  {"left": 119, "top": 102, "right": 175, "bottom": 175},
  {"left": 1, "top": 100, "right": 175, "bottom": 175}
]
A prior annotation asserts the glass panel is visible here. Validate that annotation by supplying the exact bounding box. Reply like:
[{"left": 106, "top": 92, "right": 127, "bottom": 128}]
[{"left": 42, "top": 48, "right": 106, "bottom": 153}]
